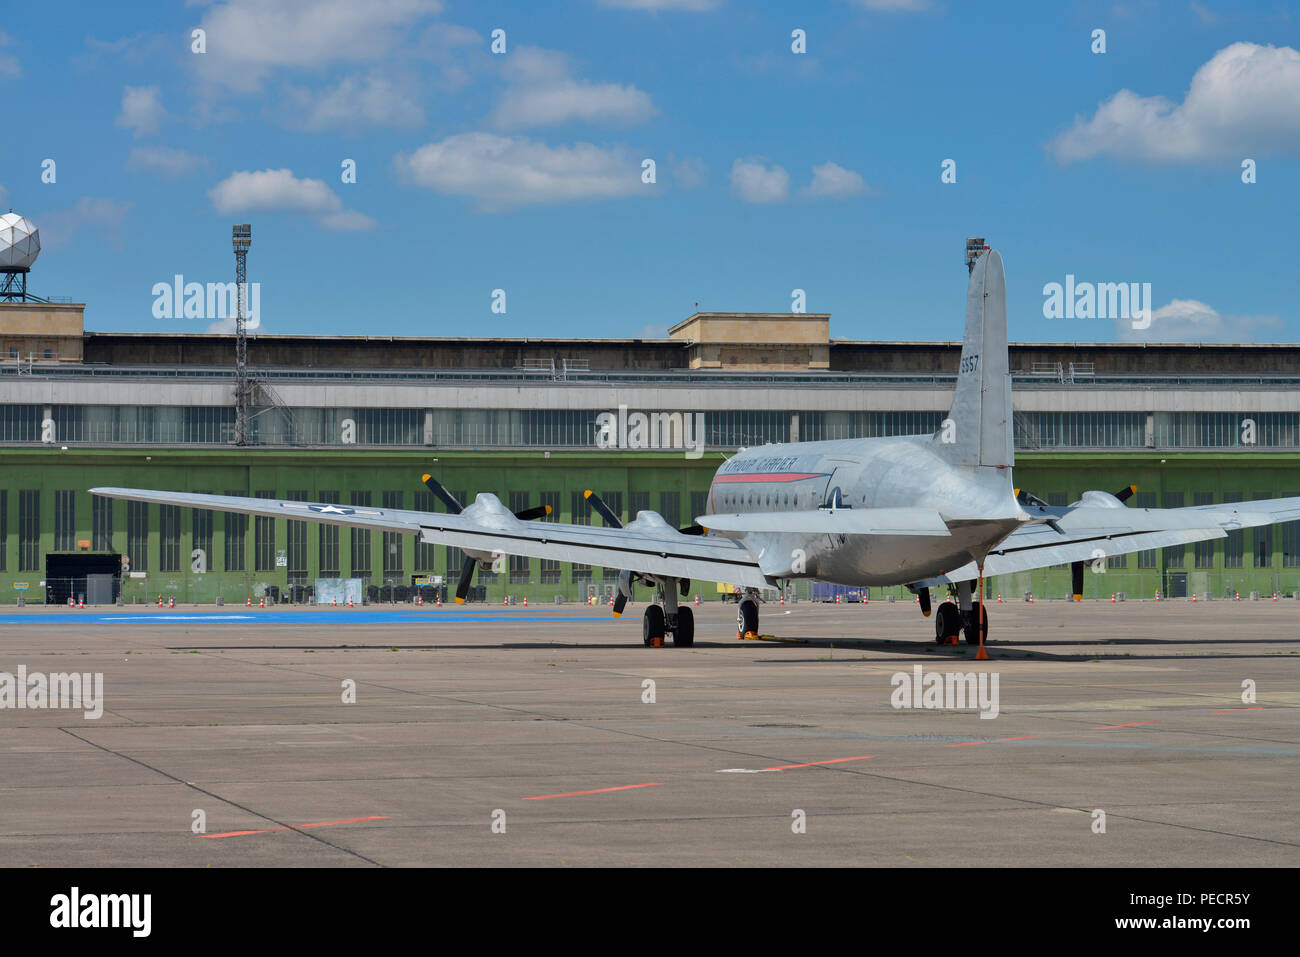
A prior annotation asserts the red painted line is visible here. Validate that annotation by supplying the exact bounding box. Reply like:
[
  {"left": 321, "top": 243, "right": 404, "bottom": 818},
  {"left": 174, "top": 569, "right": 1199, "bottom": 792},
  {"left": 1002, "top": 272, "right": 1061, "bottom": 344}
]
[
  {"left": 524, "top": 783, "right": 662, "bottom": 801},
  {"left": 1210, "top": 707, "right": 1262, "bottom": 715},
  {"left": 947, "top": 736, "right": 1036, "bottom": 748},
  {"left": 946, "top": 740, "right": 987, "bottom": 747},
  {"left": 994, "top": 735, "right": 1037, "bottom": 742},
  {"left": 762, "top": 755, "right": 873, "bottom": 771},
  {"left": 1094, "top": 721, "right": 1160, "bottom": 729},
  {"left": 200, "top": 815, "right": 388, "bottom": 839}
]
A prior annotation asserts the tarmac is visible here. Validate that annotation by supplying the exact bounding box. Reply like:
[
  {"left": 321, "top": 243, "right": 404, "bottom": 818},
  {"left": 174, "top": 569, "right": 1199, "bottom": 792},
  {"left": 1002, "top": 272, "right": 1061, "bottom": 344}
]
[{"left": 1, "top": 598, "right": 1297, "bottom": 867}]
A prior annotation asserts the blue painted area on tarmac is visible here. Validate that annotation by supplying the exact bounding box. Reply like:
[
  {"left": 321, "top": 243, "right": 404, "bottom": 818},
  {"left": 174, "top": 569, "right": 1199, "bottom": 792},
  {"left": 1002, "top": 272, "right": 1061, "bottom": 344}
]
[{"left": 0, "top": 609, "right": 602, "bottom": 625}]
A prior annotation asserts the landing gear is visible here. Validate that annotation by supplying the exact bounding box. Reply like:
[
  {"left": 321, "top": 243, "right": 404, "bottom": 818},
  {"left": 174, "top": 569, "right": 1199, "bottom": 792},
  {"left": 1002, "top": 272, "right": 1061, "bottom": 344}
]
[
  {"left": 962, "top": 603, "right": 988, "bottom": 645},
  {"left": 642, "top": 604, "right": 665, "bottom": 647},
  {"left": 673, "top": 606, "right": 694, "bottom": 647},
  {"left": 935, "top": 601, "right": 962, "bottom": 645},
  {"left": 737, "top": 596, "right": 759, "bottom": 640},
  {"left": 642, "top": 577, "right": 694, "bottom": 647}
]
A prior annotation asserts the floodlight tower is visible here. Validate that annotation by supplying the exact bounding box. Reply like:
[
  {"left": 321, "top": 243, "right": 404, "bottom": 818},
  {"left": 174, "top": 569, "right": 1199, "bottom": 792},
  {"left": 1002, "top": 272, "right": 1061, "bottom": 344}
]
[
  {"left": 965, "top": 237, "right": 988, "bottom": 275},
  {"left": 232, "top": 224, "right": 252, "bottom": 446}
]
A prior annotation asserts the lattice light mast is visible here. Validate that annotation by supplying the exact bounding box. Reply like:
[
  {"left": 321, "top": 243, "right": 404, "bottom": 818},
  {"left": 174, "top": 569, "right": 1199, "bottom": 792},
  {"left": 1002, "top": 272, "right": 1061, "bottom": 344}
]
[{"left": 232, "top": 224, "right": 252, "bottom": 446}]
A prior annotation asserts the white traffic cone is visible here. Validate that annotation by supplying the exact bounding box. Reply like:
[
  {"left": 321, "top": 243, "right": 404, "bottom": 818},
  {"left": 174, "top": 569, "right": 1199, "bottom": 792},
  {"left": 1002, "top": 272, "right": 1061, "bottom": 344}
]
[
  {"left": 169, "top": 596, "right": 175, "bottom": 609},
  {"left": 416, "top": 593, "right": 422, "bottom": 606},
  {"left": 436, "top": 594, "right": 442, "bottom": 607},
  {"left": 78, "top": 596, "right": 85, "bottom": 609},
  {"left": 246, "top": 597, "right": 251, "bottom": 608},
  {"left": 259, "top": 596, "right": 265, "bottom": 609},
  {"left": 348, "top": 596, "right": 354, "bottom": 608},
  {"left": 996, "top": 592, "right": 1003, "bottom": 603},
  {"left": 522, "top": 596, "right": 527, "bottom": 607}
]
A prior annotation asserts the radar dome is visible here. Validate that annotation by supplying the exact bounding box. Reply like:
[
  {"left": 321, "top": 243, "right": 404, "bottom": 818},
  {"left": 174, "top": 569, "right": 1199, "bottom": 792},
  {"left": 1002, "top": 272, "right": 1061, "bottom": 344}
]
[{"left": 0, "top": 212, "right": 40, "bottom": 270}]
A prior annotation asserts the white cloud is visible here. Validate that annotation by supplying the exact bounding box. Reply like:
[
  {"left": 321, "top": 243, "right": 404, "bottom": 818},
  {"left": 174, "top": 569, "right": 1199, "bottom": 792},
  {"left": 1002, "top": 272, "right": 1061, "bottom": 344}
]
[
  {"left": 126, "top": 145, "right": 210, "bottom": 179},
  {"left": 730, "top": 158, "right": 789, "bottom": 203},
  {"left": 38, "top": 198, "right": 133, "bottom": 251},
  {"left": 1049, "top": 42, "right": 1300, "bottom": 164},
  {"left": 283, "top": 74, "right": 425, "bottom": 131},
  {"left": 596, "top": 0, "right": 721, "bottom": 10},
  {"left": 193, "top": 0, "right": 445, "bottom": 92},
  {"left": 115, "top": 86, "right": 166, "bottom": 137},
  {"left": 394, "top": 133, "right": 645, "bottom": 211},
  {"left": 1117, "top": 298, "right": 1284, "bottom": 342},
  {"left": 802, "top": 161, "right": 867, "bottom": 198},
  {"left": 489, "top": 46, "right": 656, "bottom": 129},
  {"left": 0, "top": 31, "right": 18, "bottom": 77},
  {"left": 208, "top": 168, "right": 375, "bottom": 230}
]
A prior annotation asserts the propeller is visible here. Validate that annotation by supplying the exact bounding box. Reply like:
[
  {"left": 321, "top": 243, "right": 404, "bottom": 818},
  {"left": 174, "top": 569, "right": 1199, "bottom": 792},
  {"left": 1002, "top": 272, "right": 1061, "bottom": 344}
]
[
  {"left": 422, "top": 473, "right": 551, "bottom": 604},
  {"left": 1065, "top": 486, "right": 1135, "bottom": 600},
  {"left": 583, "top": 489, "right": 696, "bottom": 616}
]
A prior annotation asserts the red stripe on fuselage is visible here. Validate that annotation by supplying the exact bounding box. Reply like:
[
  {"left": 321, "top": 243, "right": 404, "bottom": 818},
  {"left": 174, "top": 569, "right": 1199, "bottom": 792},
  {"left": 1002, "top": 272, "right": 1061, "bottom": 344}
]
[{"left": 711, "top": 472, "right": 829, "bottom": 484}]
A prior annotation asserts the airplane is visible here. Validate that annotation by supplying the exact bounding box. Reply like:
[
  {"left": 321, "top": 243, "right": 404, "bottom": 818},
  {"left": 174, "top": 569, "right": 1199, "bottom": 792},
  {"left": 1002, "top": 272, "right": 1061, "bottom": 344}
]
[{"left": 91, "top": 247, "right": 1300, "bottom": 652}]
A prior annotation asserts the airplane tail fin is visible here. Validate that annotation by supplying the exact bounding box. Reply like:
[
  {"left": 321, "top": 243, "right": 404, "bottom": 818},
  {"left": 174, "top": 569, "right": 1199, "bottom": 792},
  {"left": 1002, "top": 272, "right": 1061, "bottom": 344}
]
[{"left": 935, "top": 248, "right": 1013, "bottom": 473}]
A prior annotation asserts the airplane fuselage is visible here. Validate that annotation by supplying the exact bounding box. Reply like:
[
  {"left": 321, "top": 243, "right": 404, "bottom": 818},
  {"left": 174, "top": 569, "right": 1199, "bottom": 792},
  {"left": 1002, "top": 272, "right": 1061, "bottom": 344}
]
[{"left": 705, "top": 435, "right": 1024, "bottom": 586}]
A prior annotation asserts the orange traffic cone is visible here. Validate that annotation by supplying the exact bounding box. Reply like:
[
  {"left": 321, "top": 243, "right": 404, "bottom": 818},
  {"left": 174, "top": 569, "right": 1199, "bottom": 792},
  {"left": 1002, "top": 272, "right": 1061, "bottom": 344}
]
[
  {"left": 835, "top": 594, "right": 841, "bottom": 604},
  {"left": 436, "top": 594, "right": 442, "bottom": 607},
  {"left": 157, "top": 595, "right": 163, "bottom": 608},
  {"left": 169, "top": 596, "right": 175, "bottom": 609},
  {"left": 1273, "top": 591, "right": 1278, "bottom": 602},
  {"left": 416, "top": 593, "right": 423, "bottom": 606},
  {"left": 332, "top": 597, "right": 337, "bottom": 607},
  {"left": 259, "top": 596, "right": 265, "bottom": 609},
  {"left": 695, "top": 594, "right": 700, "bottom": 606},
  {"left": 1155, "top": 590, "right": 1161, "bottom": 602},
  {"left": 996, "top": 592, "right": 1003, "bottom": 603},
  {"left": 1110, "top": 593, "right": 1115, "bottom": 603},
  {"left": 1235, "top": 591, "right": 1240, "bottom": 601},
  {"left": 78, "top": 596, "right": 85, "bottom": 609},
  {"left": 1027, "top": 592, "right": 1033, "bottom": 603},
  {"left": 779, "top": 594, "right": 785, "bottom": 605},
  {"left": 348, "top": 596, "right": 354, "bottom": 608},
  {"left": 68, "top": 597, "right": 74, "bottom": 608},
  {"left": 1192, "top": 592, "right": 1197, "bottom": 602},
  {"left": 246, "top": 597, "right": 251, "bottom": 608}
]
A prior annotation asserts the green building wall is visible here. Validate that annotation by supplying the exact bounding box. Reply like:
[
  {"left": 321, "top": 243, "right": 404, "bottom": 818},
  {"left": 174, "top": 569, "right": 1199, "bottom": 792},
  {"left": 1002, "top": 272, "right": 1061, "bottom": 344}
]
[{"left": 3, "top": 447, "right": 1299, "bottom": 604}]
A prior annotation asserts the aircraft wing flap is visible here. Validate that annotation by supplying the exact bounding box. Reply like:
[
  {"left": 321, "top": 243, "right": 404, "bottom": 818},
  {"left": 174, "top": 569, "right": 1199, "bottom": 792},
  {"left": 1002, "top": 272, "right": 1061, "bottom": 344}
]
[{"left": 699, "top": 507, "right": 951, "bottom": 537}]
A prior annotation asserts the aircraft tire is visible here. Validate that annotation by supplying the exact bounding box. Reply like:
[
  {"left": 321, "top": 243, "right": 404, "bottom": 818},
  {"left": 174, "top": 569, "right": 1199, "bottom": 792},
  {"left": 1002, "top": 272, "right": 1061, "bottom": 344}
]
[
  {"left": 738, "top": 598, "right": 759, "bottom": 639},
  {"left": 963, "top": 603, "right": 988, "bottom": 645},
  {"left": 673, "top": 606, "right": 695, "bottom": 647},
  {"left": 935, "top": 601, "right": 962, "bottom": 644},
  {"left": 643, "top": 605, "right": 665, "bottom": 646}
]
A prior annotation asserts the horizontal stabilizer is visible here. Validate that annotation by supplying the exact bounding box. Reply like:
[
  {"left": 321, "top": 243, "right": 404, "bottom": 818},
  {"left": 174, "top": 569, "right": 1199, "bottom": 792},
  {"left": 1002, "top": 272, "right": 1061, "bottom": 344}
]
[{"left": 699, "top": 507, "right": 951, "bottom": 537}]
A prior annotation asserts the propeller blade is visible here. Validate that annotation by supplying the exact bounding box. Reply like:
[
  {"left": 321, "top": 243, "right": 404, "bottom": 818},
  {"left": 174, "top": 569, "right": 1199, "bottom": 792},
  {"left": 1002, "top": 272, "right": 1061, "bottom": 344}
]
[
  {"left": 583, "top": 490, "right": 623, "bottom": 528},
  {"left": 1071, "top": 561, "right": 1084, "bottom": 601},
  {"left": 513, "top": 504, "right": 552, "bottom": 521},
  {"left": 422, "top": 474, "right": 464, "bottom": 514},
  {"left": 612, "top": 590, "right": 629, "bottom": 617},
  {"left": 454, "top": 557, "right": 476, "bottom": 604},
  {"left": 917, "top": 586, "right": 931, "bottom": 617},
  {"left": 1114, "top": 484, "right": 1137, "bottom": 503}
]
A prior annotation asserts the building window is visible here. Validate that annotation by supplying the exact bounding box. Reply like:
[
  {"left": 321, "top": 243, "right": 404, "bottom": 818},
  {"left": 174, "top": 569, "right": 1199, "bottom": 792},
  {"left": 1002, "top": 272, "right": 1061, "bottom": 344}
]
[
  {"left": 413, "top": 490, "right": 435, "bottom": 573},
  {"left": 126, "top": 500, "right": 148, "bottom": 572},
  {"left": 1135, "top": 492, "right": 1157, "bottom": 568},
  {"left": 1223, "top": 492, "right": 1243, "bottom": 568},
  {"left": 224, "top": 491, "right": 246, "bottom": 572},
  {"left": 159, "top": 505, "right": 181, "bottom": 572},
  {"left": 508, "top": 492, "right": 530, "bottom": 583},
  {"left": 1162, "top": 492, "right": 1185, "bottom": 568},
  {"left": 0, "top": 489, "right": 7, "bottom": 570},
  {"left": 1193, "top": 493, "right": 1215, "bottom": 568},
  {"left": 254, "top": 491, "right": 276, "bottom": 572},
  {"left": 570, "top": 490, "right": 592, "bottom": 582},
  {"left": 92, "top": 495, "right": 115, "bottom": 551},
  {"left": 382, "top": 491, "right": 403, "bottom": 575},
  {"left": 1253, "top": 492, "right": 1274, "bottom": 567},
  {"left": 350, "top": 491, "right": 371, "bottom": 576},
  {"left": 18, "top": 490, "right": 39, "bottom": 572},
  {"left": 539, "top": 491, "right": 561, "bottom": 583},
  {"left": 318, "top": 491, "right": 340, "bottom": 575},
  {"left": 659, "top": 491, "right": 680, "bottom": 528},
  {"left": 286, "top": 491, "right": 308, "bottom": 574},
  {"left": 192, "top": 497, "right": 213, "bottom": 571},
  {"left": 629, "top": 491, "right": 649, "bottom": 519},
  {"left": 54, "top": 489, "right": 76, "bottom": 551}
]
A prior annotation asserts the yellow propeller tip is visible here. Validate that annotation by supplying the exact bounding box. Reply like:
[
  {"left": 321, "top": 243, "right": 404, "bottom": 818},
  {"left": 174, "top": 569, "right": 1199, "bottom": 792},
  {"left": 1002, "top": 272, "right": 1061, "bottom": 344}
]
[
  {"left": 544, "top": 505, "right": 553, "bottom": 514},
  {"left": 455, "top": 597, "right": 465, "bottom": 605},
  {"left": 421, "top": 474, "right": 431, "bottom": 482},
  {"left": 611, "top": 612, "right": 621, "bottom": 618},
  {"left": 583, "top": 489, "right": 593, "bottom": 498}
]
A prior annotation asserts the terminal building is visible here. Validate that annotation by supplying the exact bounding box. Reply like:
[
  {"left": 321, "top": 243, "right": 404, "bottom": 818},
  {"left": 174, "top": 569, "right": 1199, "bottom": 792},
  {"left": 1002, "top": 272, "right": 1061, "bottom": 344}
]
[{"left": 3, "top": 276, "right": 1300, "bottom": 605}]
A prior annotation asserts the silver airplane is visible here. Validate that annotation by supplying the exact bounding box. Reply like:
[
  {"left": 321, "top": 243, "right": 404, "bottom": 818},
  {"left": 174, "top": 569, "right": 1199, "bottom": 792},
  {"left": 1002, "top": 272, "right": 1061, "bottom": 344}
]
[{"left": 93, "top": 248, "right": 1300, "bottom": 651}]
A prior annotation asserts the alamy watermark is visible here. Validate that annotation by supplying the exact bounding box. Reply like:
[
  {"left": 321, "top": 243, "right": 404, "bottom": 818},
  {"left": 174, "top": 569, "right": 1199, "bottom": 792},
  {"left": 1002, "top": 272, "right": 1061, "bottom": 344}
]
[
  {"left": 890, "top": 665, "right": 1000, "bottom": 719},
  {"left": 596, "top": 405, "right": 705, "bottom": 459},
  {"left": 152, "top": 275, "right": 260, "bottom": 327},
  {"left": 1042, "top": 275, "right": 1151, "bottom": 330},
  {"left": 0, "top": 665, "right": 103, "bottom": 719}
]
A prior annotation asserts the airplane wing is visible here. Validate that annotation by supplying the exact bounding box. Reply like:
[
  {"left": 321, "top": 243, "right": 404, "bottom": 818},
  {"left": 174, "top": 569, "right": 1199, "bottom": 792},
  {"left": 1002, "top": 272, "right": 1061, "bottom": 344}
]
[
  {"left": 89, "top": 487, "right": 774, "bottom": 589},
  {"left": 700, "top": 507, "right": 952, "bottom": 536},
  {"left": 917, "top": 497, "right": 1300, "bottom": 585}
]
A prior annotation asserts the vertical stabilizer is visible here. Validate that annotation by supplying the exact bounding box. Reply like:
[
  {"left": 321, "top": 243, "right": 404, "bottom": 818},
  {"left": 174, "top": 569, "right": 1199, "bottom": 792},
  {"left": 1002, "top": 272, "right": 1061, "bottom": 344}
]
[{"left": 936, "top": 248, "right": 1013, "bottom": 471}]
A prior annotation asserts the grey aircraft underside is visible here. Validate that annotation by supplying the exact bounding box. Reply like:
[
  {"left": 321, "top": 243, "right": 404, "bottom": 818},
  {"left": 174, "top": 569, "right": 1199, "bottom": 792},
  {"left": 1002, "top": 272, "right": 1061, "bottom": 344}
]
[{"left": 93, "top": 248, "right": 1300, "bottom": 649}]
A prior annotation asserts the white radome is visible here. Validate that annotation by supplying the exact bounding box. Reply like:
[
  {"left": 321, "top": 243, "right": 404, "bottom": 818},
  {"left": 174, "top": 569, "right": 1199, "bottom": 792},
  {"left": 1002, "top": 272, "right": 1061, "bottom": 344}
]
[{"left": 0, "top": 213, "right": 40, "bottom": 270}]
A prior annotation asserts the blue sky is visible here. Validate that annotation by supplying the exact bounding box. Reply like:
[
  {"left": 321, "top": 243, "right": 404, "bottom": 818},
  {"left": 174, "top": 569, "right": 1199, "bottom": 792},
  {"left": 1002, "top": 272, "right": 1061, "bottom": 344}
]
[{"left": 2, "top": 0, "right": 1298, "bottom": 344}]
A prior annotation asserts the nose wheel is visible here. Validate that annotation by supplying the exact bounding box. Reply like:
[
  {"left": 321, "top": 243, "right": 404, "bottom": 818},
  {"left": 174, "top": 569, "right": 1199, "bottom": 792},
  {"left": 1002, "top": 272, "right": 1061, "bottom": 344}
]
[{"left": 737, "top": 597, "right": 759, "bottom": 640}]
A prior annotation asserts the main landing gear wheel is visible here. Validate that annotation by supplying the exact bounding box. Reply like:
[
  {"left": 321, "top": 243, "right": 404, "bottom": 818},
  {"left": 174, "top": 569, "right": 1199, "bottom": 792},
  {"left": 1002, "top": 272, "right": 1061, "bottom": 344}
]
[
  {"left": 963, "top": 604, "right": 988, "bottom": 645},
  {"left": 673, "top": 606, "right": 694, "bottom": 647},
  {"left": 643, "top": 605, "right": 665, "bottom": 647},
  {"left": 935, "top": 601, "right": 962, "bottom": 645},
  {"left": 737, "top": 597, "right": 759, "bottom": 640}
]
